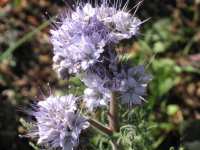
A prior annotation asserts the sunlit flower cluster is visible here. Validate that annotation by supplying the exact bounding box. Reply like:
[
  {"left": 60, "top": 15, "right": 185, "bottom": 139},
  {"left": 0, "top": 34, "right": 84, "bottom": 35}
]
[
  {"left": 27, "top": 1, "right": 151, "bottom": 150},
  {"left": 51, "top": 1, "right": 141, "bottom": 77}
]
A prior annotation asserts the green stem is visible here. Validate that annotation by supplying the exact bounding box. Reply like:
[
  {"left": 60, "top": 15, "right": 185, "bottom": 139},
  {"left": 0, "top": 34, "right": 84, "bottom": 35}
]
[{"left": 0, "top": 20, "right": 51, "bottom": 61}]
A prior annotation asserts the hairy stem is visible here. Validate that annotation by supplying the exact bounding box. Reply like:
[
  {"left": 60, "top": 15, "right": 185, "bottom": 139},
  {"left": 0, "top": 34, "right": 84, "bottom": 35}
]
[
  {"left": 88, "top": 118, "right": 112, "bottom": 135},
  {"left": 108, "top": 92, "right": 119, "bottom": 132}
]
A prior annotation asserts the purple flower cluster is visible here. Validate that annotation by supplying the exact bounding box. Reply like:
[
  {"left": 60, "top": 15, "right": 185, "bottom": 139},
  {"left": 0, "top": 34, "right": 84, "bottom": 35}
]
[
  {"left": 29, "top": 95, "right": 89, "bottom": 150},
  {"left": 28, "top": 1, "right": 151, "bottom": 150},
  {"left": 51, "top": 1, "right": 141, "bottom": 77}
]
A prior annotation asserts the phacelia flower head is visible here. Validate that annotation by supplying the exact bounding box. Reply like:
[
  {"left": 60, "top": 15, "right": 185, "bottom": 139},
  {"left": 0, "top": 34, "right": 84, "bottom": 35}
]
[
  {"left": 50, "top": 0, "right": 142, "bottom": 78},
  {"left": 29, "top": 94, "right": 89, "bottom": 150}
]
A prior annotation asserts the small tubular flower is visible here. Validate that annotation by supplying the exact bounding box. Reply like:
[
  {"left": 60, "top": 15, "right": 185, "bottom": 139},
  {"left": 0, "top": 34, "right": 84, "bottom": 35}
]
[
  {"left": 29, "top": 95, "right": 89, "bottom": 150},
  {"left": 119, "top": 65, "right": 152, "bottom": 106},
  {"left": 83, "top": 88, "right": 111, "bottom": 111}
]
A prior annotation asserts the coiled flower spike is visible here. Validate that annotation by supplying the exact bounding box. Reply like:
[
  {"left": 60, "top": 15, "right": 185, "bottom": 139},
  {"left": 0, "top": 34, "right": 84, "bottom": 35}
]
[{"left": 50, "top": 0, "right": 143, "bottom": 78}]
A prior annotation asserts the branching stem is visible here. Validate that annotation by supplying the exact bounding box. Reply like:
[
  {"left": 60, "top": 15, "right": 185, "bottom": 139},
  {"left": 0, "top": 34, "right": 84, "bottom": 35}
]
[
  {"left": 88, "top": 118, "right": 112, "bottom": 135},
  {"left": 87, "top": 92, "right": 120, "bottom": 150}
]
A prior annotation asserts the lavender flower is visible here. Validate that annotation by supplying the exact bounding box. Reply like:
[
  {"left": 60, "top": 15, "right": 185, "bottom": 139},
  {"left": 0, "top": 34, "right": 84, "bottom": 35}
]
[
  {"left": 81, "top": 69, "right": 108, "bottom": 92},
  {"left": 117, "top": 65, "right": 152, "bottom": 105},
  {"left": 29, "top": 95, "right": 89, "bottom": 150},
  {"left": 83, "top": 88, "right": 111, "bottom": 111}
]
